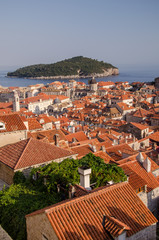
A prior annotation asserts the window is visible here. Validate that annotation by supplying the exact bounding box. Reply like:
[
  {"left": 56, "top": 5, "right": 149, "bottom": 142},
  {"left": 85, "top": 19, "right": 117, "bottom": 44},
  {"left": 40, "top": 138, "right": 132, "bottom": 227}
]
[
  {"left": 136, "top": 186, "right": 144, "bottom": 193},
  {"left": 0, "top": 122, "right": 5, "bottom": 130}
]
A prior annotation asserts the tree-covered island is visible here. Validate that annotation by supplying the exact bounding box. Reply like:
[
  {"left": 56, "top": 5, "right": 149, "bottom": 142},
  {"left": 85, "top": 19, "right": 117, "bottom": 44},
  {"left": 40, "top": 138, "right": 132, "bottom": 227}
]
[{"left": 7, "top": 56, "right": 119, "bottom": 79}]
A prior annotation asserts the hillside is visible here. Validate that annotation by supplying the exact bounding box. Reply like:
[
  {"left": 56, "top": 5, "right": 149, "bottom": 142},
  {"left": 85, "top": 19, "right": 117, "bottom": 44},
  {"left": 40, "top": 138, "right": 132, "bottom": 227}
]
[{"left": 7, "top": 56, "right": 119, "bottom": 79}]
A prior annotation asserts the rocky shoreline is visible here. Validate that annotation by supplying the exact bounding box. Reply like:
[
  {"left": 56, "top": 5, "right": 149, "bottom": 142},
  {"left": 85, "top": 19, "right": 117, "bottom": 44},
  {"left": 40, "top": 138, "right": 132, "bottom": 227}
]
[{"left": 8, "top": 68, "right": 119, "bottom": 80}]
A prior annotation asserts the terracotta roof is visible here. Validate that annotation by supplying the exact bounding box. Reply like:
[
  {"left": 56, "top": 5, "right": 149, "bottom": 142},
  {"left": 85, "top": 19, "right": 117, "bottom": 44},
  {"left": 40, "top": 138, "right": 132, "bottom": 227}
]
[
  {"left": 104, "top": 215, "right": 131, "bottom": 238},
  {"left": 0, "top": 102, "right": 13, "bottom": 109},
  {"left": 130, "top": 122, "right": 149, "bottom": 130},
  {"left": 149, "top": 131, "right": 159, "bottom": 142},
  {"left": 141, "top": 152, "right": 159, "bottom": 172},
  {"left": 71, "top": 144, "right": 94, "bottom": 158},
  {"left": 106, "top": 143, "right": 137, "bottom": 161},
  {"left": 0, "top": 113, "right": 27, "bottom": 132},
  {"left": 29, "top": 129, "right": 68, "bottom": 143},
  {"left": 21, "top": 94, "right": 51, "bottom": 104},
  {"left": 94, "top": 151, "right": 114, "bottom": 163},
  {"left": 133, "top": 108, "right": 150, "bottom": 118},
  {"left": 117, "top": 102, "right": 134, "bottom": 111},
  {"left": 21, "top": 94, "right": 68, "bottom": 105},
  {"left": 0, "top": 138, "right": 76, "bottom": 170},
  {"left": 65, "top": 131, "right": 88, "bottom": 143},
  {"left": 48, "top": 116, "right": 59, "bottom": 122},
  {"left": 27, "top": 118, "right": 43, "bottom": 130},
  {"left": 0, "top": 108, "right": 12, "bottom": 114},
  {"left": 119, "top": 155, "right": 159, "bottom": 192},
  {"left": 98, "top": 81, "right": 115, "bottom": 87},
  {"left": 120, "top": 163, "right": 147, "bottom": 190},
  {"left": 26, "top": 182, "right": 157, "bottom": 239},
  {"left": 37, "top": 115, "right": 52, "bottom": 124}
]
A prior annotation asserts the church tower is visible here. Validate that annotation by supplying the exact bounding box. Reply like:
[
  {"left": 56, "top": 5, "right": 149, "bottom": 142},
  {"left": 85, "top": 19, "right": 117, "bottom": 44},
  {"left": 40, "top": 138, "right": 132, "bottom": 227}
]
[
  {"left": 13, "top": 91, "right": 20, "bottom": 112},
  {"left": 89, "top": 77, "right": 97, "bottom": 92}
]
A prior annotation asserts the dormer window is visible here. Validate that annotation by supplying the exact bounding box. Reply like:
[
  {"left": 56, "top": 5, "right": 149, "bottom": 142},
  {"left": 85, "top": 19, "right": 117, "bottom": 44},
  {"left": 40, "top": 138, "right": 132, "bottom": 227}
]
[
  {"left": 0, "top": 122, "right": 5, "bottom": 130},
  {"left": 136, "top": 186, "right": 144, "bottom": 193}
]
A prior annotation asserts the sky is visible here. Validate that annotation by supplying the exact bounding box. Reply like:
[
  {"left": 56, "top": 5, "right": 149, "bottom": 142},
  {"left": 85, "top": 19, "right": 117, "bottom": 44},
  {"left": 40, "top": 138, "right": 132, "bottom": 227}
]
[{"left": 0, "top": 0, "right": 159, "bottom": 69}]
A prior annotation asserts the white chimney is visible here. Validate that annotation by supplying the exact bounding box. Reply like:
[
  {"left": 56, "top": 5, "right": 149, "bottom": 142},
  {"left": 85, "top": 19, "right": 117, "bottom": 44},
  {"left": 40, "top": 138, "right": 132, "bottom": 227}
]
[
  {"left": 143, "top": 157, "right": 151, "bottom": 172},
  {"left": 101, "top": 145, "right": 106, "bottom": 152},
  {"left": 136, "top": 152, "right": 144, "bottom": 163},
  {"left": 78, "top": 167, "right": 91, "bottom": 190},
  {"left": 92, "top": 145, "right": 97, "bottom": 153}
]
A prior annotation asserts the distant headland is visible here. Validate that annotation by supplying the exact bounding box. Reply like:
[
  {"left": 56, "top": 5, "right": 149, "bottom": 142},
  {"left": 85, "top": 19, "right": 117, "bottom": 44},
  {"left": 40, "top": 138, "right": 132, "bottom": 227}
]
[{"left": 7, "top": 56, "right": 119, "bottom": 79}]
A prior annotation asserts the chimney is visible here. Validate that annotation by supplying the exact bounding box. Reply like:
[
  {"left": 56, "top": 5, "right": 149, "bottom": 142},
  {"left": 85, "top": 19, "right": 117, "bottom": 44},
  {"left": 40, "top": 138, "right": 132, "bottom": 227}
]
[
  {"left": 152, "top": 142, "right": 157, "bottom": 150},
  {"left": 143, "top": 157, "right": 151, "bottom": 172},
  {"left": 69, "top": 185, "right": 76, "bottom": 199},
  {"left": 136, "top": 152, "right": 144, "bottom": 163},
  {"left": 144, "top": 185, "right": 147, "bottom": 193},
  {"left": 54, "top": 134, "right": 59, "bottom": 147},
  {"left": 78, "top": 167, "right": 91, "bottom": 190},
  {"left": 96, "top": 130, "right": 101, "bottom": 138},
  {"left": 91, "top": 145, "right": 97, "bottom": 153},
  {"left": 113, "top": 139, "right": 117, "bottom": 145},
  {"left": 72, "top": 137, "right": 76, "bottom": 143},
  {"left": 101, "top": 145, "right": 106, "bottom": 152}
]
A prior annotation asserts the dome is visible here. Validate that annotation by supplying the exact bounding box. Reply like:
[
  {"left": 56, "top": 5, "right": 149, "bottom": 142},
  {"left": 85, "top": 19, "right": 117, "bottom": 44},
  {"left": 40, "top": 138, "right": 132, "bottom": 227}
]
[{"left": 53, "top": 97, "right": 61, "bottom": 104}]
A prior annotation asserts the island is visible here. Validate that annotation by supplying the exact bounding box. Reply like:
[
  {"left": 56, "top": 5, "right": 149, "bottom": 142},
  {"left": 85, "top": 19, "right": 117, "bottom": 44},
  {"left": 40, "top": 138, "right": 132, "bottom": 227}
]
[{"left": 7, "top": 56, "right": 119, "bottom": 79}]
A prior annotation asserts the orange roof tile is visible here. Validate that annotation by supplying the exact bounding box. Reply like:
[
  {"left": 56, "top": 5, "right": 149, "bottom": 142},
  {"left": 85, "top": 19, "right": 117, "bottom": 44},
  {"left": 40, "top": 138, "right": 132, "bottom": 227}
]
[
  {"left": 149, "top": 131, "right": 159, "bottom": 142},
  {"left": 37, "top": 115, "right": 52, "bottom": 124},
  {"left": 26, "top": 182, "right": 157, "bottom": 239},
  {"left": 29, "top": 129, "right": 68, "bottom": 143},
  {"left": 133, "top": 108, "right": 150, "bottom": 118},
  {"left": 66, "top": 131, "right": 88, "bottom": 143},
  {"left": 27, "top": 118, "right": 43, "bottom": 130},
  {"left": 0, "top": 102, "right": 13, "bottom": 109},
  {"left": 0, "top": 138, "right": 76, "bottom": 170},
  {"left": 104, "top": 215, "right": 131, "bottom": 238},
  {"left": 119, "top": 155, "right": 159, "bottom": 192},
  {"left": 0, "top": 113, "right": 27, "bottom": 132},
  {"left": 106, "top": 144, "right": 137, "bottom": 161},
  {"left": 130, "top": 122, "right": 149, "bottom": 130}
]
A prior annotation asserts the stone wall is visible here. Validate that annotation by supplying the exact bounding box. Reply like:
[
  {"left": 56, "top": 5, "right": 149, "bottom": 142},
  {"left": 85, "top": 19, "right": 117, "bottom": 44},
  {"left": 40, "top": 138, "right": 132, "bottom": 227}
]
[
  {"left": 138, "top": 187, "right": 159, "bottom": 218},
  {"left": 26, "top": 214, "right": 156, "bottom": 240},
  {"left": 0, "top": 130, "right": 27, "bottom": 147},
  {"left": 147, "top": 187, "right": 159, "bottom": 217},
  {"left": 0, "top": 162, "right": 14, "bottom": 185},
  {"left": 0, "top": 154, "right": 77, "bottom": 185},
  {"left": 128, "top": 141, "right": 140, "bottom": 151},
  {"left": 126, "top": 115, "right": 143, "bottom": 123},
  {"left": 0, "top": 226, "right": 12, "bottom": 240},
  {"left": 18, "top": 154, "right": 77, "bottom": 178},
  {"left": 127, "top": 224, "right": 156, "bottom": 240},
  {"left": 152, "top": 168, "right": 159, "bottom": 177},
  {"left": 138, "top": 191, "right": 148, "bottom": 207},
  {"left": 26, "top": 213, "right": 58, "bottom": 240}
]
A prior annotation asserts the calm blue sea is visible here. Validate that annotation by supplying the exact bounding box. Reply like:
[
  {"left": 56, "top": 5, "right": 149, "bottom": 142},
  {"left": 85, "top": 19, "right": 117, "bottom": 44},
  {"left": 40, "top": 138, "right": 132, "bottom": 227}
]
[{"left": 0, "top": 64, "right": 159, "bottom": 87}]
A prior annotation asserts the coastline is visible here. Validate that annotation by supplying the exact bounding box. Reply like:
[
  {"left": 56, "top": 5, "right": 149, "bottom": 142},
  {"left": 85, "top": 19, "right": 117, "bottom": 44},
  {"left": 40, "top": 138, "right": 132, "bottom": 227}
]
[
  {"left": 7, "top": 68, "right": 119, "bottom": 80},
  {"left": 1, "top": 66, "right": 159, "bottom": 88}
]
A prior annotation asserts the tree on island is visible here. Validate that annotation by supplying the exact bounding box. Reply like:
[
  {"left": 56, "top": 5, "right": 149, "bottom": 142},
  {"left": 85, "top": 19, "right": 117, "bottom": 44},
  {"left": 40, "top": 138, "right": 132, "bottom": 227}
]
[{"left": 7, "top": 56, "right": 118, "bottom": 78}]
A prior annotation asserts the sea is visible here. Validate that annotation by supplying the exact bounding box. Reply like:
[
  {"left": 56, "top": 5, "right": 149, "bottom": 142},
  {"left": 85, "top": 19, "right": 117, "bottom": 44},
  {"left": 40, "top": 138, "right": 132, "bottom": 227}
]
[{"left": 0, "top": 64, "right": 159, "bottom": 87}]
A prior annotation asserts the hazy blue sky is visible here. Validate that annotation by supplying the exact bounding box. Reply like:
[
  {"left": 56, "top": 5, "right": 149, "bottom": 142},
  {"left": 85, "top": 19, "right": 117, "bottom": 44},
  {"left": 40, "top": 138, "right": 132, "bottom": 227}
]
[{"left": 0, "top": 0, "right": 159, "bottom": 68}]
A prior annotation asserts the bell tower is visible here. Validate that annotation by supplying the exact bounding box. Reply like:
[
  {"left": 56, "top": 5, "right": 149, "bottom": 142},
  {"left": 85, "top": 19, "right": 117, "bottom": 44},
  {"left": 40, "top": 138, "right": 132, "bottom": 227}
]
[
  {"left": 13, "top": 91, "right": 20, "bottom": 112},
  {"left": 89, "top": 76, "right": 97, "bottom": 92}
]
